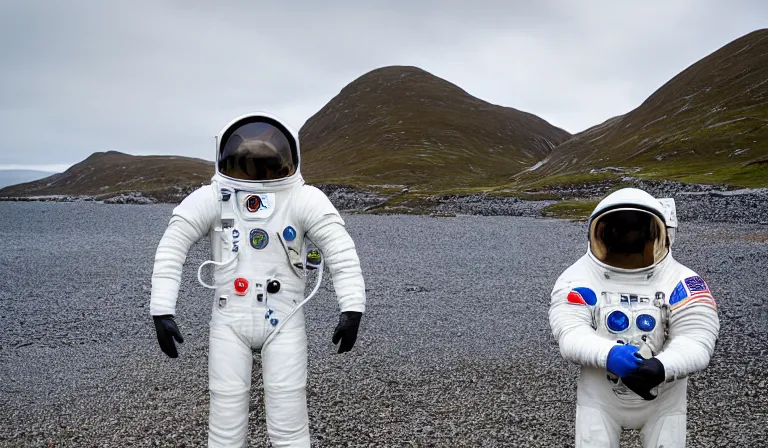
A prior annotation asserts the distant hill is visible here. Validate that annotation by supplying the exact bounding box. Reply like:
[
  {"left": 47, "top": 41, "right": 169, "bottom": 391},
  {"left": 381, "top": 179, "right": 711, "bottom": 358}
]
[
  {"left": 4, "top": 30, "right": 768, "bottom": 204},
  {"left": 299, "top": 66, "right": 571, "bottom": 189},
  {"left": 520, "top": 29, "right": 768, "bottom": 189},
  {"left": 0, "top": 170, "right": 57, "bottom": 189},
  {"left": 0, "top": 151, "right": 212, "bottom": 201}
]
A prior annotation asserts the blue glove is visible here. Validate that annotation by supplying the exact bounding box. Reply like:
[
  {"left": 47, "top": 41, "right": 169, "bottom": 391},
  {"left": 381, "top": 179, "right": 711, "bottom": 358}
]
[{"left": 606, "top": 343, "right": 643, "bottom": 377}]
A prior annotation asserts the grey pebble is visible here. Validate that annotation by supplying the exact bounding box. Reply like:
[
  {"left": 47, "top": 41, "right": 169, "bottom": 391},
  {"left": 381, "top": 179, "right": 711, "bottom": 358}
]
[{"left": 0, "top": 202, "right": 766, "bottom": 447}]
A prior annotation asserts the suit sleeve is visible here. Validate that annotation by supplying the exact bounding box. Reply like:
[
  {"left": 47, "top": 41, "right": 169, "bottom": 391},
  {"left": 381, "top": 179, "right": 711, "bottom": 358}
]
[
  {"left": 655, "top": 272, "right": 720, "bottom": 380},
  {"left": 549, "top": 268, "right": 617, "bottom": 369},
  {"left": 298, "top": 185, "right": 366, "bottom": 313},
  {"left": 149, "top": 185, "right": 217, "bottom": 316}
]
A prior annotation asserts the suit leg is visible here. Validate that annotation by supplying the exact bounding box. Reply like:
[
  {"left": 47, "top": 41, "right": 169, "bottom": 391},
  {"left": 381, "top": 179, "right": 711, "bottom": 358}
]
[
  {"left": 641, "top": 413, "right": 686, "bottom": 448},
  {"left": 261, "top": 325, "right": 310, "bottom": 447},
  {"left": 575, "top": 404, "right": 622, "bottom": 448},
  {"left": 208, "top": 322, "right": 254, "bottom": 448}
]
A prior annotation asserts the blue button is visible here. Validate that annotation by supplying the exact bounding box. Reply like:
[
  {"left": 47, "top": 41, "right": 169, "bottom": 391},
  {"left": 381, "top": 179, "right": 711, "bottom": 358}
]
[
  {"left": 270, "top": 318, "right": 279, "bottom": 326},
  {"left": 283, "top": 226, "right": 297, "bottom": 242},
  {"left": 636, "top": 314, "right": 657, "bottom": 332},
  {"left": 606, "top": 310, "right": 630, "bottom": 333},
  {"left": 232, "top": 229, "right": 240, "bottom": 238}
]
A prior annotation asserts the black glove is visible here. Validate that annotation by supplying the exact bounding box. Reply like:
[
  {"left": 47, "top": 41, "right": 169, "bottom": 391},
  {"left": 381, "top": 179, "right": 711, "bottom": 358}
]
[
  {"left": 332, "top": 311, "right": 362, "bottom": 354},
  {"left": 153, "top": 315, "right": 184, "bottom": 358},
  {"left": 621, "top": 357, "right": 665, "bottom": 400}
]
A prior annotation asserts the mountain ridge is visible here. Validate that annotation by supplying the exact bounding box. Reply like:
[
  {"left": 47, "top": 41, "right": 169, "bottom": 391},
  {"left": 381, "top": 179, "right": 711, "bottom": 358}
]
[
  {"left": 299, "top": 65, "right": 571, "bottom": 189},
  {"left": 518, "top": 28, "right": 768, "bottom": 189},
  {"left": 0, "top": 151, "right": 212, "bottom": 201},
  {"left": 3, "top": 29, "right": 767, "bottom": 203}
]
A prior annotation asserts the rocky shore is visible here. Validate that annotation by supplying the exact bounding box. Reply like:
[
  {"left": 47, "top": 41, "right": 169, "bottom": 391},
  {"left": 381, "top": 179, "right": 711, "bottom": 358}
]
[{"left": 2, "top": 179, "right": 766, "bottom": 224}]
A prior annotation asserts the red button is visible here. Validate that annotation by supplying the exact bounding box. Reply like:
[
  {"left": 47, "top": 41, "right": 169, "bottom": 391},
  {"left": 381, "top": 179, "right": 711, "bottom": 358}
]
[{"left": 234, "top": 278, "right": 249, "bottom": 296}]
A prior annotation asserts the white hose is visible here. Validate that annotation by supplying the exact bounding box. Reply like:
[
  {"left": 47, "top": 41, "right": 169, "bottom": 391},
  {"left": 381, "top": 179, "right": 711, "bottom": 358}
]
[
  {"left": 262, "top": 258, "right": 324, "bottom": 350},
  {"left": 197, "top": 254, "right": 239, "bottom": 289},
  {"left": 199, "top": 229, "right": 324, "bottom": 349}
]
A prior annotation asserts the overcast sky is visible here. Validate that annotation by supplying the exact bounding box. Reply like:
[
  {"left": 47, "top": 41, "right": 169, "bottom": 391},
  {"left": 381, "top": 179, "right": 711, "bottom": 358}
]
[{"left": 0, "top": 1, "right": 765, "bottom": 172}]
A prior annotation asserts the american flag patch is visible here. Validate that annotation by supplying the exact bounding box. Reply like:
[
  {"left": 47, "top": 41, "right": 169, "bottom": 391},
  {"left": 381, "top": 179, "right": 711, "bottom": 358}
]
[
  {"left": 684, "top": 276, "right": 709, "bottom": 293},
  {"left": 670, "top": 292, "right": 717, "bottom": 311},
  {"left": 671, "top": 276, "right": 716, "bottom": 311}
]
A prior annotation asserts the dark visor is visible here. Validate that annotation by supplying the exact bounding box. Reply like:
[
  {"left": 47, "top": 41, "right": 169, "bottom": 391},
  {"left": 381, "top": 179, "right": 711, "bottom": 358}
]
[{"left": 218, "top": 117, "right": 298, "bottom": 181}]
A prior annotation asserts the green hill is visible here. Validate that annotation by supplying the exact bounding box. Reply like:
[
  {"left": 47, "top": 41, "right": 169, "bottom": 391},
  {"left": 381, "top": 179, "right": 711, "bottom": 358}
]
[
  {"left": 299, "top": 66, "right": 571, "bottom": 190},
  {"left": 4, "top": 30, "right": 767, "bottom": 204},
  {"left": 0, "top": 151, "right": 212, "bottom": 200},
  {"left": 518, "top": 29, "right": 768, "bottom": 189}
]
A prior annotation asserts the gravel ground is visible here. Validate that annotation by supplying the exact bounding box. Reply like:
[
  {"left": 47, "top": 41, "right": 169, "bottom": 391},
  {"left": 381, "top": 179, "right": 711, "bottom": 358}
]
[
  {"left": 0, "top": 202, "right": 766, "bottom": 447},
  {"left": 674, "top": 189, "right": 768, "bottom": 224}
]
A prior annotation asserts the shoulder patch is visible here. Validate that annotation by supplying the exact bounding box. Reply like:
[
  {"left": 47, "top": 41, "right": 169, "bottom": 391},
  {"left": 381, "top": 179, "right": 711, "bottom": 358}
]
[
  {"left": 567, "top": 287, "right": 598, "bottom": 306},
  {"left": 684, "top": 275, "right": 709, "bottom": 293},
  {"left": 670, "top": 276, "right": 716, "bottom": 311},
  {"left": 670, "top": 281, "right": 688, "bottom": 305}
]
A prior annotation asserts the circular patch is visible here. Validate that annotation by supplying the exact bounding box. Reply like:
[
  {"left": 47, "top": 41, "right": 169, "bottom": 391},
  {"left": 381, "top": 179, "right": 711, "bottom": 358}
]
[
  {"left": 249, "top": 228, "right": 269, "bottom": 249},
  {"left": 283, "top": 226, "right": 297, "bottom": 242},
  {"left": 307, "top": 249, "right": 321, "bottom": 265},
  {"left": 606, "top": 310, "right": 630, "bottom": 333},
  {"left": 636, "top": 314, "right": 656, "bottom": 332},
  {"left": 245, "top": 195, "right": 262, "bottom": 213}
]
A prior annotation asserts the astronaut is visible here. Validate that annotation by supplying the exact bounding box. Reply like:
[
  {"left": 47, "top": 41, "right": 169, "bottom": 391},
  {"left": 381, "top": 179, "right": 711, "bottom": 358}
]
[
  {"left": 549, "top": 188, "right": 719, "bottom": 447},
  {"left": 149, "top": 113, "right": 366, "bottom": 447}
]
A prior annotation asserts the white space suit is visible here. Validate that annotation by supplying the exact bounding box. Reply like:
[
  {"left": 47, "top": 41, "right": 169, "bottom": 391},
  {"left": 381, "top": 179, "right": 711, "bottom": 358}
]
[
  {"left": 549, "top": 188, "right": 719, "bottom": 447},
  {"left": 150, "top": 113, "right": 366, "bottom": 447}
]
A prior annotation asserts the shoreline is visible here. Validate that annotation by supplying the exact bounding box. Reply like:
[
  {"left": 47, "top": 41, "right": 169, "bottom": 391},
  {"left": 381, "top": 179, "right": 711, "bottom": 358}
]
[{"left": 3, "top": 184, "right": 767, "bottom": 224}]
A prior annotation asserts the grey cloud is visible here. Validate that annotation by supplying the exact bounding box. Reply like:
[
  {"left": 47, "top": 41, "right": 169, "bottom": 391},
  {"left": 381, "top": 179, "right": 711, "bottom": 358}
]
[{"left": 0, "top": 0, "right": 765, "bottom": 167}]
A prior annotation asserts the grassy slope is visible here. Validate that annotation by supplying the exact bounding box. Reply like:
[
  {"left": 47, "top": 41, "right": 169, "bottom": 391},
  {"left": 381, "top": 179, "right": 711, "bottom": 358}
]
[
  {"left": 541, "top": 200, "right": 599, "bottom": 220},
  {"left": 516, "top": 29, "right": 768, "bottom": 190},
  {"left": 4, "top": 30, "right": 768, "bottom": 217},
  {"left": 300, "top": 66, "right": 571, "bottom": 190},
  {"left": 0, "top": 151, "right": 212, "bottom": 198}
]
